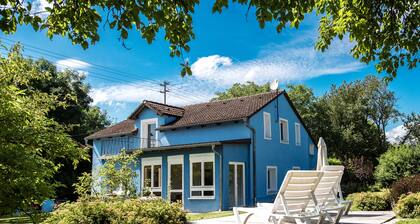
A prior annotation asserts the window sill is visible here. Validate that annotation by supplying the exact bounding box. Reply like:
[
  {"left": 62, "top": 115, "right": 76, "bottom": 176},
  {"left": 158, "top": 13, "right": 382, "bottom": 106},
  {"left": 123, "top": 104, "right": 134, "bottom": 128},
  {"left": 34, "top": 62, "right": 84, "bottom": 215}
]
[
  {"left": 188, "top": 196, "right": 215, "bottom": 200},
  {"left": 280, "top": 141, "right": 289, "bottom": 144},
  {"left": 264, "top": 137, "right": 272, "bottom": 140}
]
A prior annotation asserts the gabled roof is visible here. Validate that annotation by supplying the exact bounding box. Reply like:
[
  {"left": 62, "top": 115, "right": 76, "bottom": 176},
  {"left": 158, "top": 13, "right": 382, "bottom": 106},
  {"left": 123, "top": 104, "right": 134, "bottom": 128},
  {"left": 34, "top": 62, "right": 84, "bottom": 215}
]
[
  {"left": 158, "top": 91, "right": 282, "bottom": 130},
  {"left": 128, "top": 100, "right": 184, "bottom": 119},
  {"left": 85, "top": 119, "right": 137, "bottom": 140}
]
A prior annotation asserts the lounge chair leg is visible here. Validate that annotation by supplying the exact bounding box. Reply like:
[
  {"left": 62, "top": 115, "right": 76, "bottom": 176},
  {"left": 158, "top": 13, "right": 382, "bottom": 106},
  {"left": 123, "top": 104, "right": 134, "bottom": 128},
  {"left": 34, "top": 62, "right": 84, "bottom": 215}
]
[
  {"left": 333, "top": 207, "right": 345, "bottom": 224},
  {"left": 344, "top": 202, "right": 352, "bottom": 215},
  {"left": 316, "top": 212, "right": 326, "bottom": 224}
]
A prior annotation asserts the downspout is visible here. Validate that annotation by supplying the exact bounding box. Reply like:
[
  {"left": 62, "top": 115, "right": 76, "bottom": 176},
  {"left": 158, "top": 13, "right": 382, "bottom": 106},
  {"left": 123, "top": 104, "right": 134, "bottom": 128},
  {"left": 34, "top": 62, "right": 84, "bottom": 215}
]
[
  {"left": 244, "top": 118, "right": 256, "bottom": 206},
  {"left": 211, "top": 144, "right": 223, "bottom": 211}
]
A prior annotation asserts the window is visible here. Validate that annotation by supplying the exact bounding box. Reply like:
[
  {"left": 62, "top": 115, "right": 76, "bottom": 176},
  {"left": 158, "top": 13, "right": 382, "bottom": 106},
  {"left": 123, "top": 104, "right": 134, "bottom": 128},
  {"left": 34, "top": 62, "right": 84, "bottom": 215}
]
[
  {"left": 280, "top": 118, "right": 289, "bottom": 143},
  {"left": 309, "top": 144, "right": 315, "bottom": 156},
  {"left": 263, "top": 112, "right": 272, "bottom": 140},
  {"left": 141, "top": 118, "right": 158, "bottom": 148},
  {"left": 142, "top": 157, "right": 162, "bottom": 196},
  {"left": 190, "top": 153, "right": 215, "bottom": 199},
  {"left": 295, "top": 123, "right": 301, "bottom": 146},
  {"left": 267, "top": 166, "right": 277, "bottom": 194}
]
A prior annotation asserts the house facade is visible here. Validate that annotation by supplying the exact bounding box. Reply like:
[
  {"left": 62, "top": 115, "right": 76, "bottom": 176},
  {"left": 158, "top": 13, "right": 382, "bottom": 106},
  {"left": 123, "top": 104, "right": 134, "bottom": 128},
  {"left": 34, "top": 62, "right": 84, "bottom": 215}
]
[{"left": 86, "top": 91, "right": 317, "bottom": 212}]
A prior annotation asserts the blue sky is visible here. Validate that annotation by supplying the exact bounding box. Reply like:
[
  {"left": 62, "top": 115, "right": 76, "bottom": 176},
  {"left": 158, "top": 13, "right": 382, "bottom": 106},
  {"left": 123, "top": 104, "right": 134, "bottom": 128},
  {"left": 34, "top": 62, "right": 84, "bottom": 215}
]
[{"left": 1, "top": 0, "right": 419, "bottom": 139}]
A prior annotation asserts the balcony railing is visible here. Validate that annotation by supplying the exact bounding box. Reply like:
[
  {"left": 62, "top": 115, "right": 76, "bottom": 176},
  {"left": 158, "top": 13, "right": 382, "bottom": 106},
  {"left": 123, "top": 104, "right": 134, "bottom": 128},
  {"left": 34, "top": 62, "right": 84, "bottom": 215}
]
[{"left": 140, "top": 138, "right": 160, "bottom": 148}]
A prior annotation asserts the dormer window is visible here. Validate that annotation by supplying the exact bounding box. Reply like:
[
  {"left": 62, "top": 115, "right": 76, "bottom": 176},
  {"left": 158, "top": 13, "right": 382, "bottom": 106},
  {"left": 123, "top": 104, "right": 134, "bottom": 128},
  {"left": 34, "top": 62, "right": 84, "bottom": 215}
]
[{"left": 141, "top": 118, "right": 158, "bottom": 148}]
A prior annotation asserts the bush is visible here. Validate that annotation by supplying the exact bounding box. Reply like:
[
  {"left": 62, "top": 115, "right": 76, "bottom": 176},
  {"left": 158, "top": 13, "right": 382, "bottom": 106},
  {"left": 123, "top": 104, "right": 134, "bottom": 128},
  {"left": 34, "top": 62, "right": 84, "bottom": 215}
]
[
  {"left": 394, "top": 193, "right": 420, "bottom": 219},
  {"left": 42, "top": 198, "right": 186, "bottom": 224},
  {"left": 391, "top": 175, "right": 420, "bottom": 204},
  {"left": 375, "top": 145, "right": 420, "bottom": 187},
  {"left": 346, "top": 190, "right": 391, "bottom": 211},
  {"left": 328, "top": 157, "right": 342, "bottom": 165}
]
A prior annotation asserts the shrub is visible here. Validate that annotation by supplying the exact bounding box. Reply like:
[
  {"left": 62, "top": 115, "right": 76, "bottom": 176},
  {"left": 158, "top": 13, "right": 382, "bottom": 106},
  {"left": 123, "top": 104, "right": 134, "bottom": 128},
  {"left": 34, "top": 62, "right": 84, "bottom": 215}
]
[
  {"left": 42, "top": 198, "right": 186, "bottom": 224},
  {"left": 346, "top": 190, "right": 391, "bottom": 211},
  {"left": 375, "top": 145, "right": 420, "bottom": 187},
  {"left": 394, "top": 193, "right": 420, "bottom": 219},
  {"left": 328, "top": 157, "right": 342, "bottom": 165},
  {"left": 391, "top": 175, "right": 420, "bottom": 204}
]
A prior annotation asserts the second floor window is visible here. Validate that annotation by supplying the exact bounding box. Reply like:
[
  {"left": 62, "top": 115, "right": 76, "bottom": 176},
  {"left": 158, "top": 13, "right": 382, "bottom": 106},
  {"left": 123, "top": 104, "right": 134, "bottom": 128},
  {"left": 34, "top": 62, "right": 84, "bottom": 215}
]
[
  {"left": 263, "top": 112, "right": 272, "bottom": 140},
  {"left": 141, "top": 118, "right": 158, "bottom": 148},
  {"left": 295, "top": 123, "right": 301, "bottom": 146},
  {"left": 280, "top": 118, "right": 289, "bottom": 144}
]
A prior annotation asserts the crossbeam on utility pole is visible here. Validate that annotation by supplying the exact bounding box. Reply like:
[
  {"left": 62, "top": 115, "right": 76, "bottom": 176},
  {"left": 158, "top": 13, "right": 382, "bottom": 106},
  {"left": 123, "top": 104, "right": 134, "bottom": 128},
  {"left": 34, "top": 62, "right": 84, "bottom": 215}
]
[{"left": 160, "top": 81, "right": 170, "bottom": 104}]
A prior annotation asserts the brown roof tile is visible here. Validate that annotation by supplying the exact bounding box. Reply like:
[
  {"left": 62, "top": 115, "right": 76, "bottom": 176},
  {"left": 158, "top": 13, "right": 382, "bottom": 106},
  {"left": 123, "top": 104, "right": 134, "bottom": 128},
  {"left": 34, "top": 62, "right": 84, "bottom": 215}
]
[
  {"left": 159, "top": 91, "right": 282, "bottom": 130},
  {"left": 129, "top": 100, "right": 184, "bottom": 119},
  {"left": 85, "top": 119, "right": 137, "bottom": 140}
]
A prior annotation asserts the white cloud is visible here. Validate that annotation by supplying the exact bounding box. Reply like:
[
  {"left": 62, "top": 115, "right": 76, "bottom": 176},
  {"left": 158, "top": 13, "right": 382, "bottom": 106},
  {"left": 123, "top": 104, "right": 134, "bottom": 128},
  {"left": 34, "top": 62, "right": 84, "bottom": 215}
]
[
  {"left": 90, "top": 80, "right": 215, "bottom": 106},
  {"left": 190, "top": 37, "right": 364, "bottom": 86},
  {"left": 30, "top": 0, "right": 52, "bottom": 19},
  {"left": 386, "top": 125, "right": 407, "bottom": 144},
  {"left": 56, "top": 58, "right": 91, "bottom": 73}
]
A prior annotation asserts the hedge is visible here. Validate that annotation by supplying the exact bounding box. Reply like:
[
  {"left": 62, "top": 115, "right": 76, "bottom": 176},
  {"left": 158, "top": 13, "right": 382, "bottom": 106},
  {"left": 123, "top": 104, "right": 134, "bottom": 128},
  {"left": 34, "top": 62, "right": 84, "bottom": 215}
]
[
  {"left": 346, "top": 190, "right": 391, "bottom": 211},
  {"left": 394, "top": 193, "right": 420, "bottom": 219},
  {"left": 42, "top": 198, "right": 186, "bottom": 224}
]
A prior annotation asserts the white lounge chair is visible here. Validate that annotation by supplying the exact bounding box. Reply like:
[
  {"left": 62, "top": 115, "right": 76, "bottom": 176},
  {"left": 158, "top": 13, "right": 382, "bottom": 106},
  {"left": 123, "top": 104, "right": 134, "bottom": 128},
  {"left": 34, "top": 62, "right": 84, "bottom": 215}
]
[
  {"left": 307, "top": 165, "right": 347, "bottom": 224},
  {"left": 321, "top": 165, "right": 352, "bottom": 216},
  {"left": 233, "top": 171, "right": 326, "bottom": 224}
]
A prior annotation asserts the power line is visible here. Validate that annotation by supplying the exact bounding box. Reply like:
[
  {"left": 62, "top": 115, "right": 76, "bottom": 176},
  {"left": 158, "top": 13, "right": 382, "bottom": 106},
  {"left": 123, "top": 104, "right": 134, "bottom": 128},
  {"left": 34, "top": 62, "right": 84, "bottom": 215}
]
[{"left": 0, "top": 37, "right": 211, "bottom": 103}]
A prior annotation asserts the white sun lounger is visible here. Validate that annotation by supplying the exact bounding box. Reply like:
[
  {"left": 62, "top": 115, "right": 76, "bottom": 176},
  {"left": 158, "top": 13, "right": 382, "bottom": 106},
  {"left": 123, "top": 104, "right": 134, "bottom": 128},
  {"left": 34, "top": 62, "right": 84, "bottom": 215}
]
[
  {"left": 306, "top": 165, "right": 346, "bottom": 224},
  {"left": 233, "top": 171, "right": 326, "bottom": 224},
  {"left": 321, "top": 165, "right": 352, "bottom": 216}
]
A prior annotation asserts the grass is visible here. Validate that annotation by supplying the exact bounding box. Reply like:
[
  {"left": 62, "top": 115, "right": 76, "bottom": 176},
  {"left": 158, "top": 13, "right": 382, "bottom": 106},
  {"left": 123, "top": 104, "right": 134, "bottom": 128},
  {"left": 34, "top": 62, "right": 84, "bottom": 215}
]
[
  {"left": 0, "top": 215, "right": 31, "bottom": 224},
  {"left": 187, "top": 211, "right": 236, "bottom": 221},
  {"left": 396, "top": 219, "right": 420, "bottom": 224}
]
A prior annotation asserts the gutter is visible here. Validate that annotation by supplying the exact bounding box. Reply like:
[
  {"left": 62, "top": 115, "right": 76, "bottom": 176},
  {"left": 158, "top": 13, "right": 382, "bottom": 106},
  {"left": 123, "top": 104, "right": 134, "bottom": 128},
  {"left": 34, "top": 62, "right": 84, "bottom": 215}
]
[
  {"left": 211, "top": 144, "right": 223, "bottom": 211},
  {"left": 244, "top": 118, "right": 256, "bottom": 206}
]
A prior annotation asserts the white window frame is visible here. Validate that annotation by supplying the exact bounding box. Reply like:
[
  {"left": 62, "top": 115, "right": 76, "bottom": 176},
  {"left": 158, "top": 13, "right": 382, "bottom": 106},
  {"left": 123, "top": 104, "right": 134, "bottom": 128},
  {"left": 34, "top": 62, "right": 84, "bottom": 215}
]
[
  {"left": 263, "top": 112, "right": 272, "bottom": 140},
  {"left": 309, "top": 144, "right": 315, "bottom": 156},
  {"left": 189, "top": 153, "right": 215, "bottom": 199},
  {"left": 279, "top": 118, "right": 289, "bottom": 144},
  {"left": 229, "top": 162, "right": 246, "bottom": 207},
  {"left": 140, "top": 118, "right": 159, "bottom": 148},
  {"left": 266, "top": 166, "right": 277, "bottom": 195},
  {"left": 167, "top": 155, "right": 184, "bottom": 204},
  {"left": 295, "top": 122, "right": 301, "bottom": 146},
  {"left": 141, "top": 157, "right": 162, "bottom": 196}
]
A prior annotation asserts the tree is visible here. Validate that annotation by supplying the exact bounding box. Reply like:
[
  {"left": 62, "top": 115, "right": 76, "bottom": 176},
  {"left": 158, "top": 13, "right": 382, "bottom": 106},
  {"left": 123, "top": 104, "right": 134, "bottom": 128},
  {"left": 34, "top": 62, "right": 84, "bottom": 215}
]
[
  {"left": 21, "top": 58, "right": 111, "bottom": 200},
  {"left": 212, "top": 81, "right": 270, "bottom": 101},
  {"left": 401, "top": 113, "right": 420, "bottom": 145},
  {"left": 1, "top": 0, "right": 417, "bottom": 78},
  {"left": 0, "top": 46, "right": 87, "bottom": 219}
]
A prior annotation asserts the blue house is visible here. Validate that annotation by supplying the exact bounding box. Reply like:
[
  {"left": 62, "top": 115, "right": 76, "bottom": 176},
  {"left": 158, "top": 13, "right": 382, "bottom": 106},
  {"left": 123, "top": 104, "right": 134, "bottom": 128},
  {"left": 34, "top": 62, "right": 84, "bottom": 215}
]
[{"left": 86, "top": 91, "right": 317, "bottom": 212}]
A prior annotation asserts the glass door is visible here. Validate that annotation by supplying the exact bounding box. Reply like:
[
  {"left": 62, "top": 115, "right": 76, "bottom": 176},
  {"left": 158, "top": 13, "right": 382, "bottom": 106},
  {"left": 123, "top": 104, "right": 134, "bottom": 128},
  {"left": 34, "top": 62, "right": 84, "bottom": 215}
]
[
  {"left": 168, "top": 156, "right": 183, "bottom": 203},
  {"left": 229, "top": 162, "right": 245, "bottom": 207}
]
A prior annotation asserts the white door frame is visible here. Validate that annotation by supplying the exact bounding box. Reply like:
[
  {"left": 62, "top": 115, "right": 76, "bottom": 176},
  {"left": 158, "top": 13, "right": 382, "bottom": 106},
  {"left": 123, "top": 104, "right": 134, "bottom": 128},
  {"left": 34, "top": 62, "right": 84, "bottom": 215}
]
[
  {"left": 229, "top": 162, "right": 246, "bottom": 207},
  {"left": 167, "top": 155, "right": 184, "bottom": 204}
]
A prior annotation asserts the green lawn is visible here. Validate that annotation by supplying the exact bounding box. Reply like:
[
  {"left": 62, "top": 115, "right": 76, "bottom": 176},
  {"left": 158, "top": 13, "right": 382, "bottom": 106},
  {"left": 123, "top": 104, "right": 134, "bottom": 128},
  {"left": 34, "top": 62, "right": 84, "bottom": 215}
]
[
  {"left": 187, "top": 211, "right": 236, "bottom": 221},
  {"left": 396, "top": 219, "right": 420, "bottom": 224},
  {"left": 0, "top": 216, "right": 31, "bottom": 224}
]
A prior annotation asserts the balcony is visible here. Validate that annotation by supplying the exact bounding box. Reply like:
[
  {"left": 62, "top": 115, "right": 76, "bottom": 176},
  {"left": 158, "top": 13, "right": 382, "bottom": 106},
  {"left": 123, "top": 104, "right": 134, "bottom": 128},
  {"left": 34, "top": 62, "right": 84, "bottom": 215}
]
[{"left": 140, "top": 138, "right": 160, "bottom": 149}]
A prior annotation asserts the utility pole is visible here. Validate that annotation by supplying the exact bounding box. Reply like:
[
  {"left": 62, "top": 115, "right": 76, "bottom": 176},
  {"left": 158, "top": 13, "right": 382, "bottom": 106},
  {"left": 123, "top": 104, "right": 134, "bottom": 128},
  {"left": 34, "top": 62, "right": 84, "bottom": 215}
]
[{"left": 160, "top": 81, "right": 170, "bottom": 104}]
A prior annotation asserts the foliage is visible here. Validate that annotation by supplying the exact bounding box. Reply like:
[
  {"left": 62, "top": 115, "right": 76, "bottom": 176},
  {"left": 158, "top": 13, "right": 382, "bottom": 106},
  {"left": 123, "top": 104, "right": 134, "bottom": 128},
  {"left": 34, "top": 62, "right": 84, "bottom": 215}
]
[
  {"left": 1, "top": 1, "right": 418, "bottom": 78},
  {"left": 347, "top": 190, "right": 391, "bottom": 211},
  {"left": 0, "top": 46, "right": 87, "bottom": 220},
  {"left": 98, "top": 150, "right": 141, "bottom": 198},
  {"left": 29, "top": 59, "right": 111, "bottom": 200},
  {"left": 391, "top": 175, "right": 420, "bottom": 204},
  {"left": 394, "top": 193, "right": 420, "bottom": 219},
  {"left": 327, "top": 157, "right": 342, "bottom": 165},
  {"left": 400, "top": 113, "right": 420, "bottom": 145},
  {"left": 73, "top": 172, "right": 95, "bottom": 199},
  {"left": 42, "top": 198, "right": 187, "bottom": 224},
  {"left": 212, "top": 81, "right": 270, "bottom": 101},
  {"left": 375, "top": 145, "right": 420, "bottom": 187},
  {"left": 396, "top": 219, "right": 420, "bottom": 224}
]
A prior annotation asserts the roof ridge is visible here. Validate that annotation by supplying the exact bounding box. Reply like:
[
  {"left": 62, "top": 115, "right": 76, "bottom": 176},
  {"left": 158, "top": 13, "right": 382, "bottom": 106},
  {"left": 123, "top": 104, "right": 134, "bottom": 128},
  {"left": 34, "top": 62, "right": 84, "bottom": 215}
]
[
  {"left": 143, "top": 100, "right": 185, "bottom": 110},
  {"left": 183, "top": 90, "right": 282, "bottom": 107}
]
